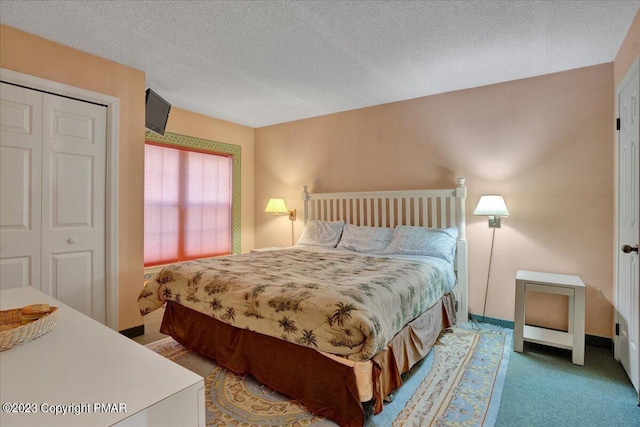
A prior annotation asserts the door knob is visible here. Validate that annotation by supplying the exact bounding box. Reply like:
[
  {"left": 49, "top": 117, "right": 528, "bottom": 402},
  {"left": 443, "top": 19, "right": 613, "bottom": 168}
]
[{"left": 621, "top": 244, "right": 639, "bottom": 253}]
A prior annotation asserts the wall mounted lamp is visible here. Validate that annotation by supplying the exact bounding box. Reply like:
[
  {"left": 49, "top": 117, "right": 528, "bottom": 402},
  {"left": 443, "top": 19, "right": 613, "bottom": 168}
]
[
  {"left": 265, "top": 198, "right": 296, "bottom": 245},
  {"left": 473, "top": 194, "right": 509, "bottom": 320},
  {"left": 473, "top": 195, "right": 509, "bottom": 228}
]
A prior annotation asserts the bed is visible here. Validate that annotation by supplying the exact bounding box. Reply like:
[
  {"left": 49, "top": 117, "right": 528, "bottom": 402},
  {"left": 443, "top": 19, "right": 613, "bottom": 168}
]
[{"left": 138, "top": 179, "right": 469, "bottom": 426}]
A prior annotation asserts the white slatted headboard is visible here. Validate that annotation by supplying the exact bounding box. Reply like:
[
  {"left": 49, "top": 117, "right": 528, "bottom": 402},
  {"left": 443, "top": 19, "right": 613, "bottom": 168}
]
[{"left": 302, "top": 178, "right": 468, "bottom": 323}]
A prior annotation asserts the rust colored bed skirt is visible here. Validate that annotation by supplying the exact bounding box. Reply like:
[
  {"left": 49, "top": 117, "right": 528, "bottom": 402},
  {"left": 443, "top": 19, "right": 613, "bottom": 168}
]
[
  {"left": 371, "top": 293, "right": 454, "bottom": 414},
  {"left": 160, "top": 293, "right": 455, "bottom": 427}
]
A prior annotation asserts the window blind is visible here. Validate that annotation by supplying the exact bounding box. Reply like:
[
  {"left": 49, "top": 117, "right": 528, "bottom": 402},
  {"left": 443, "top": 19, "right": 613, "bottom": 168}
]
[{"left": 144, "top": 143, "right": 232, "bottom": 267}]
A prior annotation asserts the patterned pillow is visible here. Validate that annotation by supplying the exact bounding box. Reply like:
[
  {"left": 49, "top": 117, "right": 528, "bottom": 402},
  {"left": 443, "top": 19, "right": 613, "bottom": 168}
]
[
  {"left": 336, "top": 223, "right": 394, "bottom": 253},
  {"left": 296, "top": 220, "right": 345, "bottom": 247},
  {"left": 384, "top": 226, "right": 458, "bottom": 262}
]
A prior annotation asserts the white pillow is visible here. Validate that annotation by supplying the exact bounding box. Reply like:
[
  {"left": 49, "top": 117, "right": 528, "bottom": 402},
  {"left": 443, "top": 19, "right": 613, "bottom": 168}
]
[
  {"left": 337, "top": 223, "right": 394, "bottom": 253},
  {"left": 384, "top": 226, "right": 458, "bottom": 262},
  {"left": 296, "top": 220, "right": 345, "bottom": 247}
]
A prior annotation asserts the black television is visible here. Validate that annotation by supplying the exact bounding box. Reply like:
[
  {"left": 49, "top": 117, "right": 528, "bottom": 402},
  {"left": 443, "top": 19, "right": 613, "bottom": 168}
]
[{"left": 145, "top": 88, "right": 171, "bottom": 135}]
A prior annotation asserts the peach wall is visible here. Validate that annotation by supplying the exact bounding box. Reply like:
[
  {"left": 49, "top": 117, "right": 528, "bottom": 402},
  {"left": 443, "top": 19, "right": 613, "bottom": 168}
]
[
  {"left": 0, "top": 24, "right": 146, "bottom": 331},
  {"left": 614, "top": 9, "right": 640, "bottom": 87},
  {"left": 255, "top": 63, "right": 615, "bottom": 338},
  {"left": 164, "top": 107, "right": 255, "bottom": 253}
]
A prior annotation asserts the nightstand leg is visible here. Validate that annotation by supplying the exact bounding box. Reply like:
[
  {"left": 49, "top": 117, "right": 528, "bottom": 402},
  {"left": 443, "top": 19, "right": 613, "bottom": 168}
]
[
  {"left": 573, "top": 286, "right": 585, "bottom": 365},
  {"left": 568, "top": 292, "right": 574, "bottom": 334},
  {"left": 514, "top": 280, "right": 525, "bottom": 352}
]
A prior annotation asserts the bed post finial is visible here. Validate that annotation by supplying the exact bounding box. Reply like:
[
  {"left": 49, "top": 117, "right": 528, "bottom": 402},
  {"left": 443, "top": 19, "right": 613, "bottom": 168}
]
[{"left": 302, "top": 186, "right": 310, "bottom": 225}]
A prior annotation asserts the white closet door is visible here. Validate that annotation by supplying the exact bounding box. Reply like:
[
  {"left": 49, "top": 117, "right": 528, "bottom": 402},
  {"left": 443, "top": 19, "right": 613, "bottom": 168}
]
[
  {"left": 0, "top": 83, "right": 43, "bottom": 291},
  {"left": 1, "top": 82, "right": 108, "bottom": 324},
  {"left": 617, "top": 61, "right": 640, "bottom": 396},
  {"left": 41, "top": 93, "right": 107, "bottom": 323}
]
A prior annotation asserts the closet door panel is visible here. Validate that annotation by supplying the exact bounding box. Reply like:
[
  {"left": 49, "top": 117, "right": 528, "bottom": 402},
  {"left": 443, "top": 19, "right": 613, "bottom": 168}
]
[
  {"left": 0, "top": 83, "right": 42, "bottom": 291},
  {"left": 50, "top": 251, "right": 92, "bottom": 316},
  {"left": 51, "top": 153, "right": 93, "bottom": 227},
  {"left": 41, "top": 93, "right": 106, "bottom": 322}
]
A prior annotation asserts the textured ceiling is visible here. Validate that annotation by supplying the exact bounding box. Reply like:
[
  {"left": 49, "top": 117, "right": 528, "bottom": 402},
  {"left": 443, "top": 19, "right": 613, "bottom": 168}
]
[{"left": 1, "top": 1, "right": 638, "bottom": 128}]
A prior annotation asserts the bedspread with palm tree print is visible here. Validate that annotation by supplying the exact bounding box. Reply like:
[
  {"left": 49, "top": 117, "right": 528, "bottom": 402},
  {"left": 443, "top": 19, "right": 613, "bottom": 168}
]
[{"left": 138, "top": 248, "right": 455, "bottom": 361}]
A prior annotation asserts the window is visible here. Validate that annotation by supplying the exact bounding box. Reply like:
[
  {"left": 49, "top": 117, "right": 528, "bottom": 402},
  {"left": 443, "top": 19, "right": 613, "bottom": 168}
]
[{"left": 144, "top": 142, "right": 232, "bottom": 267}]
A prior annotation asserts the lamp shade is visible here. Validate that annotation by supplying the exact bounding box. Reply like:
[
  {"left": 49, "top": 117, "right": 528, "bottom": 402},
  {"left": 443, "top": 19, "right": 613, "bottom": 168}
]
[
  {"left": 473, "top": 195, "right": 509, "bottom": 217},
  {"left": 265, "top": 198, "right": 289, "bottom": 213}
]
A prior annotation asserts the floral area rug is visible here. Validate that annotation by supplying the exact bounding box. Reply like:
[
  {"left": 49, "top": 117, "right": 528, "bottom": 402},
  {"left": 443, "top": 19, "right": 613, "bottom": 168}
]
[
  {"left": 392, "top": 325, "right": 510, "bottom": 426},
  {"left": 145, "top": 324, "right": 511, "bottom": 426}
]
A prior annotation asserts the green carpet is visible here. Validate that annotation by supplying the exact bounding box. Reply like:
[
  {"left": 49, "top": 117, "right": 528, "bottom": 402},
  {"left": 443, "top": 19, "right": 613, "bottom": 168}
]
[{"left": 495, "top": 341, "right": 638, "bottom": 426}]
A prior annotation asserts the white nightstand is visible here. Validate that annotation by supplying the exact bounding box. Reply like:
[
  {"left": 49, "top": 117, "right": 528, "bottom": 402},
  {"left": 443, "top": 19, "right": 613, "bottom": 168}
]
[
  {"left": 513, "top": 270, "right": 586, "bottom": 365},
  {"left": 250, "top": 247, "right": 282, "bottom": 253}
]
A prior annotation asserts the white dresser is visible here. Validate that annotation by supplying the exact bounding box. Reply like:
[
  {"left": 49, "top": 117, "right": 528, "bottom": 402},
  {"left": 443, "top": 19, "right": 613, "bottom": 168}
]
[{"left": 0, "top": 287, "right": 204, "bottom": 426}]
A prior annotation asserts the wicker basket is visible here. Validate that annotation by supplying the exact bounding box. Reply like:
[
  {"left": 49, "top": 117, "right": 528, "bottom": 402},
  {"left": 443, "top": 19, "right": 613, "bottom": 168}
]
[{"left": 0, "top": 305, "right": 58, "bottom": 351}]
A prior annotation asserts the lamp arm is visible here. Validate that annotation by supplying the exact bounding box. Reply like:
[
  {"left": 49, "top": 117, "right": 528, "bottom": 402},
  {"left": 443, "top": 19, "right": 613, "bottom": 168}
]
[{"left": 482, "top": 227, "right": 496, "bottom": 320}]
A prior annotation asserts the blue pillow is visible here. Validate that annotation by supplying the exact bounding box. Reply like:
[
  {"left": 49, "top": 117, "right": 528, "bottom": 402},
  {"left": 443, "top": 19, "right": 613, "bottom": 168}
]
[
  {"left": 336, "top": 223, "right": 394, "bottom": 253},
  {"left": 296, "top": 220, "right": 345, "bottom": 247},
  {"left": 384, "top": 226, "right": 457, "bottom": 262}
]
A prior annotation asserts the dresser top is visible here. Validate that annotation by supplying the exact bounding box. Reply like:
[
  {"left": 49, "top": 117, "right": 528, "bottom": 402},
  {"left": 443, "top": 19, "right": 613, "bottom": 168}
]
[{"left": 0, "top": 286, "right": 202, "bottom": 426}]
